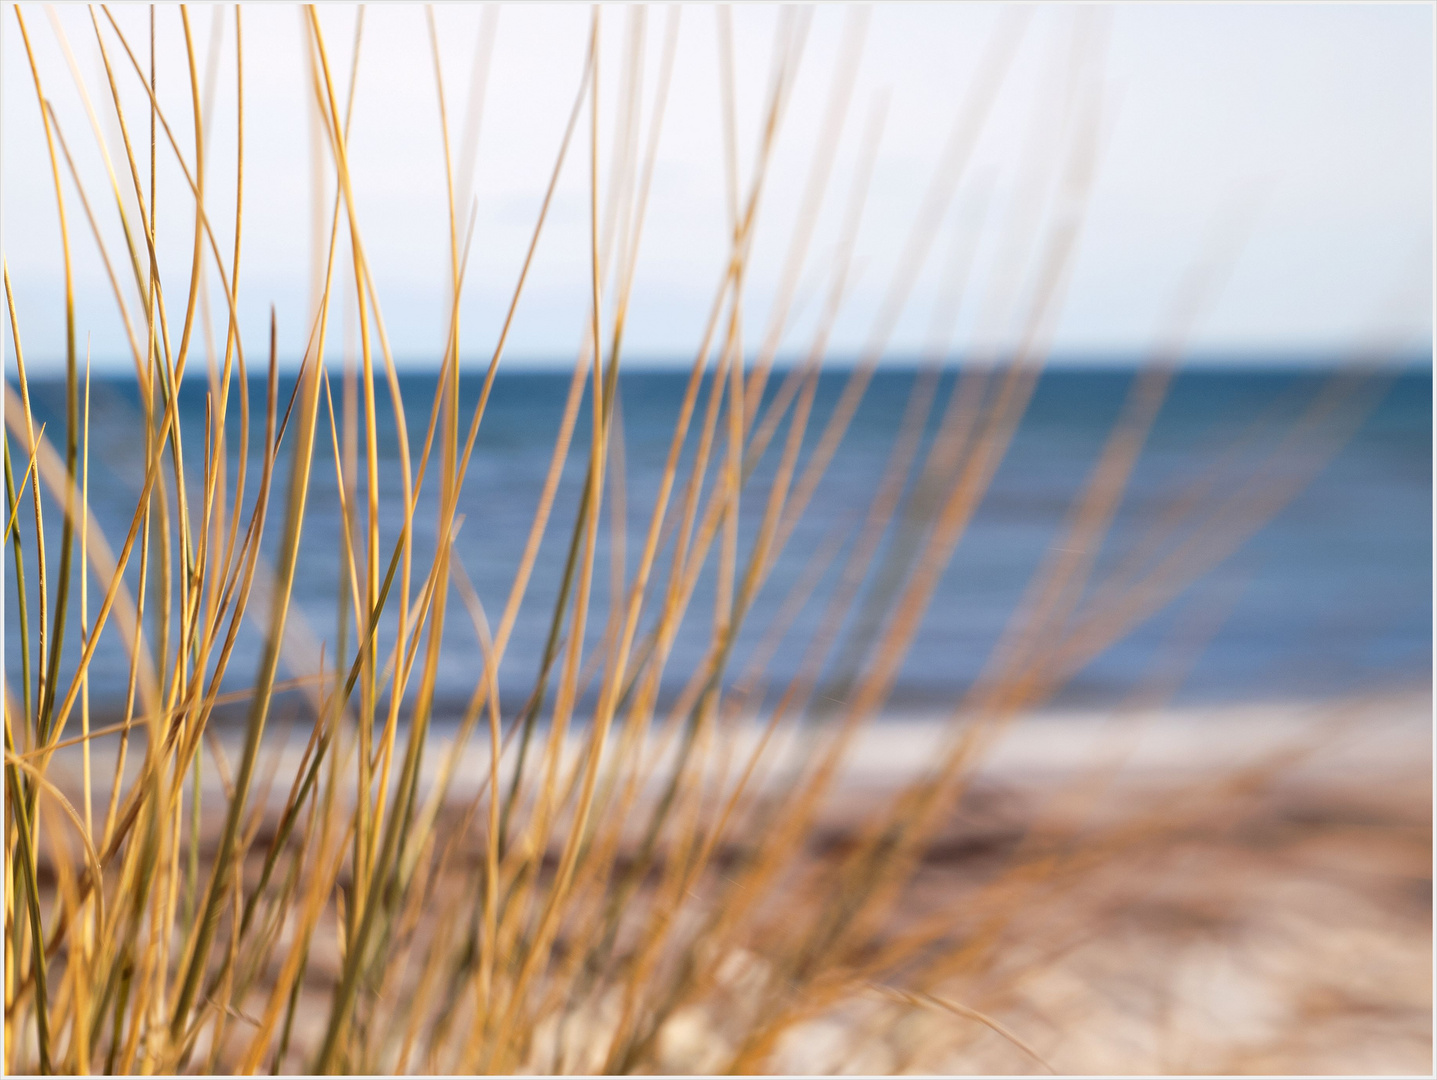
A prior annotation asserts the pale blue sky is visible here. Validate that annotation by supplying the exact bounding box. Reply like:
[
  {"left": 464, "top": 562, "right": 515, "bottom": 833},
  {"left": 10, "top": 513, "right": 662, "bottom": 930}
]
[{"left": 3, "top": 3, "right": 1432, "bottom": 373}]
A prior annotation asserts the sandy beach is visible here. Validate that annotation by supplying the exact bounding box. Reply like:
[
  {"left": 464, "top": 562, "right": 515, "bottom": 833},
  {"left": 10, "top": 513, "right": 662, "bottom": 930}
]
[{"left": 27, "top": 688, "right": 1430, "bottom": 1074}]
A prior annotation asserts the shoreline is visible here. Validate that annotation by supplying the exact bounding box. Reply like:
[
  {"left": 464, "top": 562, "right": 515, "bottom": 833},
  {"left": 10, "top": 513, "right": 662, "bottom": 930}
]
[{"left": 36, "top": 687, "right": 1432, "bottom": 800}]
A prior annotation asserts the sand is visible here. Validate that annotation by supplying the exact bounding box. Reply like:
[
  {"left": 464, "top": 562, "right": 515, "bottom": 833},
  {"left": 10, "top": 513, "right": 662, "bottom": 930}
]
[{"left": 26, "top": 689, "right": 1433, "bottom": 1074}]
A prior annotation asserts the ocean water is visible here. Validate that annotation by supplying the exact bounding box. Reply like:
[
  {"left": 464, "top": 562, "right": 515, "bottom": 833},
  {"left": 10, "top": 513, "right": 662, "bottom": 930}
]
[{"left": 7, "top": 365, "right": 1431, "bottom": 721}]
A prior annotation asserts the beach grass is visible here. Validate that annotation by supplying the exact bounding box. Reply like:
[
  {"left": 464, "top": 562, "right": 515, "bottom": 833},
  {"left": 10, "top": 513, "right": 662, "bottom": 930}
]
[{"left": 2, "top": 5, "right": 1425, "bottom": 1075}]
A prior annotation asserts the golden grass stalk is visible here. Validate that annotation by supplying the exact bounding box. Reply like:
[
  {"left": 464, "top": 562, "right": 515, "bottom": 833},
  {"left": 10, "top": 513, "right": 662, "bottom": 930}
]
[{"left": 3, "top": 6, "right": 1414, "bottom": 1075}]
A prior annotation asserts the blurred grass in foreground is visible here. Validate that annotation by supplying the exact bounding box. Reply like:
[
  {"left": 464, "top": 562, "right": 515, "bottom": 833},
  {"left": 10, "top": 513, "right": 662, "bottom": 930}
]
[{"left": 3, "top": 5, "right": 1427, "bottom": 1074}]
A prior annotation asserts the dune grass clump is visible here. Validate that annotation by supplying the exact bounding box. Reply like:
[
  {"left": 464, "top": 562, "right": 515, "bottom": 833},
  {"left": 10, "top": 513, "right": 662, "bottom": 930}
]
[{"left": 2, "top": 5, "right": 1411, "bottom": 1074}]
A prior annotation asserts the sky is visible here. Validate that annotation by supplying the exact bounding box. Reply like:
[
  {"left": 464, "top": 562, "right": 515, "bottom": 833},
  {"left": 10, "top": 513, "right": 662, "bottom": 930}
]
[{"left": 2, "top": 3, "right": 1433, "bottom": 374}]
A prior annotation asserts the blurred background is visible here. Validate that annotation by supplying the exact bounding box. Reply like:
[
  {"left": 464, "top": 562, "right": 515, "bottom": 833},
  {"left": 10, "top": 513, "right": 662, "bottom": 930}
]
[
  {"left": 3, "top": 4, "right": 1432, "bottom": 716},
  {"left": 5, "top": 4, "right": 1432, "bottom": 367}
]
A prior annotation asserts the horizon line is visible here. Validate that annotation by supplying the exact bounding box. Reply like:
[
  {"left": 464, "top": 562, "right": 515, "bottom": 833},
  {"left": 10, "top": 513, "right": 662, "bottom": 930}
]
[{"left": 6, "top": 348, "right": 1433, "bottom": 378}]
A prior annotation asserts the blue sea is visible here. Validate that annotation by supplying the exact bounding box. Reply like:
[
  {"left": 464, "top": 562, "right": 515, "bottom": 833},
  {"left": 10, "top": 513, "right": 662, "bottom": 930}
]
[{"left": 6, "top": 365, "right": 1431, "bottom": 722}]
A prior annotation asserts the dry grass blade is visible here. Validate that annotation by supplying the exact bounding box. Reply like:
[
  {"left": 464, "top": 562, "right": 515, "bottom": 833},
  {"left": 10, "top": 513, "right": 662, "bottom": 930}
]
[{"left": 4, "top": 6, "right": 1425, "bottom": 1076}]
